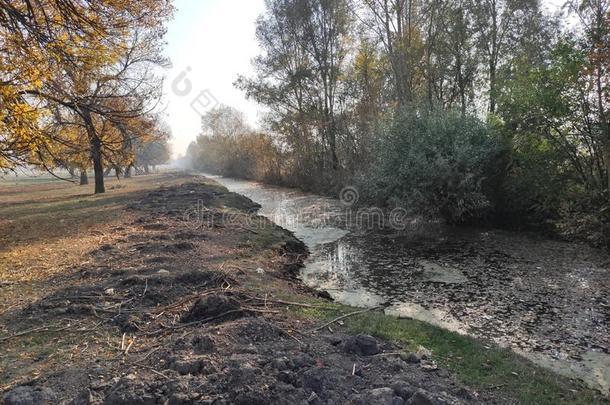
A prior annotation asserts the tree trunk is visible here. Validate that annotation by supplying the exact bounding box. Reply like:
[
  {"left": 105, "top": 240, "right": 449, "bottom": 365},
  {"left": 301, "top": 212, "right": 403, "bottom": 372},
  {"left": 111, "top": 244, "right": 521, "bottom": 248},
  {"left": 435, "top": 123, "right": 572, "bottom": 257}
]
[
  {"left": 91, "top": 136, "right": 105, "bottom": 194},
  {"left": 144, "top": 164, "right": 149, "bottom": 174},
  {"left": 124, "top": 165, "right": 132, "bottom": 178},
  {"left": 83, "top": 109, "right": 105, "bottom": 194},
  {"left": 489, "top": 64, "right": 497, "bottom": 114},
  {"left": 80, "top": 170, "right": 88, "bottom": 185}
]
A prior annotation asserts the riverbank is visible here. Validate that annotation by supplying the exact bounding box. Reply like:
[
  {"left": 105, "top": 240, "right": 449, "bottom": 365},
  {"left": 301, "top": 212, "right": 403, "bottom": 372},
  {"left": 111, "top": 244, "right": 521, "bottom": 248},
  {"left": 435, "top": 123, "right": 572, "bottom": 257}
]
[
  {"left": 0, "top": 173, "right": 606, "bottom": 404},
  {"left": 213, "top": 174, "right": 610, "bottom": 396}
]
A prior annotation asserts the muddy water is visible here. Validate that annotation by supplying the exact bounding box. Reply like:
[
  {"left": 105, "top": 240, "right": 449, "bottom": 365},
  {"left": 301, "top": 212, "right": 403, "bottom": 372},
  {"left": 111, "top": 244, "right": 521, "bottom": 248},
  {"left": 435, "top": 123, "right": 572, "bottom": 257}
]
[{"left": 211, "top": 175, "right": 610, "bottom": 394}]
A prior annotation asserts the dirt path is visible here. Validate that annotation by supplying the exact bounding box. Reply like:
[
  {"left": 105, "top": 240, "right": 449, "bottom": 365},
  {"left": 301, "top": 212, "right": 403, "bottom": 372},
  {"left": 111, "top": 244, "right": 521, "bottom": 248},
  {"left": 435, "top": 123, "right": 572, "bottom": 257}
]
[{"left": 0, "top": 175, "right": 485, "bottom": 405}]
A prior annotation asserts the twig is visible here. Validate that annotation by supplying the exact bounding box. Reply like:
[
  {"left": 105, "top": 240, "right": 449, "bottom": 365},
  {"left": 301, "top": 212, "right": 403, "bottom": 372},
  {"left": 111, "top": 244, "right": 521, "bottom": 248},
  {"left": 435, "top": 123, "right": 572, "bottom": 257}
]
[
  {"left": 141, "top": 365, "right": 170, "bottom": 380},
  {"left": 241, "top": 307, "right": 280, "bottom": 314},
  {"left": 125, "top": 338, "right": 135, "bottom": 355},
  {"left": 241, "top": 294, "right": 336, "bottom": 310},
  {"left": 0, "top": 324, "right": 73, "bottom": 342},
  {"left": 310, "top": 306, "right": 381, "bottom": 332},
  {"left": 144, "top": 309, "right": 245, "bottom": 336}
]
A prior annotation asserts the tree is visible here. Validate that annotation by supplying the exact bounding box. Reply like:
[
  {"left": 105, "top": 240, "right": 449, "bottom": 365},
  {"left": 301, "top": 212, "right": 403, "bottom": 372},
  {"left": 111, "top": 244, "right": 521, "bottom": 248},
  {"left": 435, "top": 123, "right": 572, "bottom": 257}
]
[
  {"left": 568, "top": 0, "right": 610, "bottom": 196},
  {"left": 0, "top": 1, "right": 173, "bottom": 193},
  {"left": 359, "top": 0, "right": 424, "bottom": 106},
  {"left": 237, "top": 0, "right": 351, "bottom": 180},
  {"left": 470, "top": 0, "right": 548, "bottom": 113}
]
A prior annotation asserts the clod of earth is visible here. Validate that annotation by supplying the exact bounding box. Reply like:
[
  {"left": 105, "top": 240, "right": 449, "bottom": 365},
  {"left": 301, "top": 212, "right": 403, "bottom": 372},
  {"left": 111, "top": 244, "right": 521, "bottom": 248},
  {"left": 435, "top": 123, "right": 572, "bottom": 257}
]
[{"left": 180, "top": 293, "right": 242, "bottom": 323}]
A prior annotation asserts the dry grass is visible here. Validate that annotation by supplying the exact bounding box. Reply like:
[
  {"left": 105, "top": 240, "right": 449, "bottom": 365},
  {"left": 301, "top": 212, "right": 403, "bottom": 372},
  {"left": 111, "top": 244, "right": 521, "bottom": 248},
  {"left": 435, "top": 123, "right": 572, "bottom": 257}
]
[{"left": 0, "top": 173, "right": 185, "bottom": 283}]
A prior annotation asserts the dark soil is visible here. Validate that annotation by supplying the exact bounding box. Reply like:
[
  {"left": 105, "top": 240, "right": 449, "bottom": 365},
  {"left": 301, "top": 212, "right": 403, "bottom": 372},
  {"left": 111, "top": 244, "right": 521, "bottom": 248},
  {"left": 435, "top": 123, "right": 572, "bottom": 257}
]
[{"left": 1, "top": 178, "right": 487, "bottom": 404}]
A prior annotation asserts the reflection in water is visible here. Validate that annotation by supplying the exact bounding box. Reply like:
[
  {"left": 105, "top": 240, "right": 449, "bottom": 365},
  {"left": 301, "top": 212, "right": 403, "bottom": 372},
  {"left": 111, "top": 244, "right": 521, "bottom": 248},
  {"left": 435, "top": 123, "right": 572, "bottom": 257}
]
[{"left": 211, "top": 175, "right": 610, "bottom": 394}]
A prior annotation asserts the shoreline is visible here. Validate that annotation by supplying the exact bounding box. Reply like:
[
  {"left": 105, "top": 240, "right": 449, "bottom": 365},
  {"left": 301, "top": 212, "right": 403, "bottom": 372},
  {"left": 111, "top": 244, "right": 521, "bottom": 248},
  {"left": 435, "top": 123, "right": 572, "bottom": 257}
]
[{"left": 0, "top": 173, "right": 607, "bottom": 404}]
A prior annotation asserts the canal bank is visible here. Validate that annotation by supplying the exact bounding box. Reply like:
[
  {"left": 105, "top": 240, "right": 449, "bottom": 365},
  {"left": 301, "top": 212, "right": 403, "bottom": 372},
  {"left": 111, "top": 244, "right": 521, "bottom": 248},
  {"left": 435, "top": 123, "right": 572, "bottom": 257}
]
[{"left": 211, "top": 174, "right": 610, "bottom": 396}]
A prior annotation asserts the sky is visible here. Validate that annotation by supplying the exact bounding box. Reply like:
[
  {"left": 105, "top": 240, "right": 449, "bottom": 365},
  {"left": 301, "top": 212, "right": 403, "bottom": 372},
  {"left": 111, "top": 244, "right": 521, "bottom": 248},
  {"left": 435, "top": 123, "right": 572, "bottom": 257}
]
[
  {"left": 162, "top": 0, "right": 266, "bottom": 158},
  {"left": 162, "top": 0, "right": 566, "bottom": 158}
]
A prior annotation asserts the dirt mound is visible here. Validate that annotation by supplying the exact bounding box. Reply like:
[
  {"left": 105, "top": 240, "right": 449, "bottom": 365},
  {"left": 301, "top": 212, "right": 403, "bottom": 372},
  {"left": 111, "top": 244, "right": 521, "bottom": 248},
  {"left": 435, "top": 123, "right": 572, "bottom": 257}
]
[{"left": 180, "top": 293, "right": 242, "bottom": 323}]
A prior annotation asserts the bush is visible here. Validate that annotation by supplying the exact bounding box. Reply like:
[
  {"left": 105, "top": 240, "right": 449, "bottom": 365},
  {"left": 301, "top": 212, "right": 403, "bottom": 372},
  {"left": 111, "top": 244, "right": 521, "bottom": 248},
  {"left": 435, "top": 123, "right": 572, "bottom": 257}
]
[
  {"left": 555, "top": 193, "right": 610, "bottom": 248},
  {"left": 188, "top": 132, "right": 284, "bottom": 183},
  {"left": 362, "top": 109, "right": 498, "bottom": 224}
]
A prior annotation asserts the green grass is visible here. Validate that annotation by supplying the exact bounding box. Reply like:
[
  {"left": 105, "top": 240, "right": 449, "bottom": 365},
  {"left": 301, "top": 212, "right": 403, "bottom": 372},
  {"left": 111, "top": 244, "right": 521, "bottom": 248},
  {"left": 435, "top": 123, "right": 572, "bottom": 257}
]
[{"left": 288, "top": 303, "right": 608, "bottom": 405}]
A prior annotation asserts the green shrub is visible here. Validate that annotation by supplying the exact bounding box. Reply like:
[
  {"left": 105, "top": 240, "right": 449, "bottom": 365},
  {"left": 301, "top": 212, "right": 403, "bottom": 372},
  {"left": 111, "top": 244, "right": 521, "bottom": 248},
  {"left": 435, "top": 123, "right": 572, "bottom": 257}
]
[{"left": 363, "top": 109, "right": 499, "bottom": 224}]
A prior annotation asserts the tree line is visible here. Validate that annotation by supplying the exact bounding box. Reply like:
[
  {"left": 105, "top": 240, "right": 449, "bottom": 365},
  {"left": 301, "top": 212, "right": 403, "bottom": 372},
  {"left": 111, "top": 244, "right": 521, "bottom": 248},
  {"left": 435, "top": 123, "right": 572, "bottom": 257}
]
[
  {"left": 0, "top": 1, "right": 173, "bottom": 193},
  {"left": 187, "top": 0, "right": 610, "bottom": 247}
]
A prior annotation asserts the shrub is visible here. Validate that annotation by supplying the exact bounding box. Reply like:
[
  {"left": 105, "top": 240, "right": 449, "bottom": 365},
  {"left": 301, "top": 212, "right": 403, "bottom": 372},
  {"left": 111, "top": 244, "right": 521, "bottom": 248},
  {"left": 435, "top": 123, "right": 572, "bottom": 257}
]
[{"left": 362, "top": 109, "right": 498, "bottom": 224}]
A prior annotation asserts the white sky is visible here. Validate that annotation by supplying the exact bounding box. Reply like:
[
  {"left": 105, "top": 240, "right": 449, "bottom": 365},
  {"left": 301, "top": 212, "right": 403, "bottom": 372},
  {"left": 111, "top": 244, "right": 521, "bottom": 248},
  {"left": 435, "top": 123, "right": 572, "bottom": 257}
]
[
  {"left": 162, "top": 0, "right": 567, "bottom": 158},
  {"left": 162, "top": 0, "right": 265, "bottom": 157}
]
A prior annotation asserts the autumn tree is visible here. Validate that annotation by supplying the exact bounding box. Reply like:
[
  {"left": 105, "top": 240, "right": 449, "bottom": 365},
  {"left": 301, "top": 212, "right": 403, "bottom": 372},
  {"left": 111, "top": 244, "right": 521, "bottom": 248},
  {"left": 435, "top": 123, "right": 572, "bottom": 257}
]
[
  {"left": 237, "top": 0, "right": 351, "bottom": 182},
  {"left": 0, "top": 1, "right": 173, "bottom": 193}
]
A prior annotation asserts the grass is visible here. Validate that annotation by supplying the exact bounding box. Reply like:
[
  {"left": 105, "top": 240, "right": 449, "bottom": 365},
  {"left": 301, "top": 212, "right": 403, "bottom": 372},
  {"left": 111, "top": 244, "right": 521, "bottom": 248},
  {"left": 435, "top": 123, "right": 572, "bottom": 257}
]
[
  {"left": 0, "top": 172, "right": 186, "bottom": 282},
  {"left": 287, "top": 302, "right": 608, "bottom": 405}
]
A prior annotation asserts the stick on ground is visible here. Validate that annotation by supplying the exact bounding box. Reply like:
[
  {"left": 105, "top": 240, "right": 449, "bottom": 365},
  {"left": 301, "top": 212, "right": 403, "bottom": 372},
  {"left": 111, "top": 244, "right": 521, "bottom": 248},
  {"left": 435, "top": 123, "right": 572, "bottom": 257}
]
[{"left": 310, "top": 306, "right": 381, "bottom": 332}]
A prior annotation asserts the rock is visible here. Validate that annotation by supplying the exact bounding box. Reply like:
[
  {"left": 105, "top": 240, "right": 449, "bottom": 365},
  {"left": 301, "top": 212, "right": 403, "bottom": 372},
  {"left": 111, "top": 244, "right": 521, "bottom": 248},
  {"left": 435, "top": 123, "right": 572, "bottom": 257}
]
[
  {"left": 191, "top": 335, "right": 215, "bottom": 354},
  {"left": 343, "top": 334, "right": 380, "bottom": 356},
  {"left": 391, "top": 380, "right": 416, "bottom": 400},
  {"left": 3, "top": 386, "right": 57, "bottom": 405},
  {"left": 420, "top": 360, "right": 438, "bottom": 372},
  {"left": 317, "top": 290, "right": 333, "bottom": 300},
  {"left": 180, "top": 294, "right": 240, "bottom": 323},
  {"left": 406, "top": 389, "right": 437, "bottom": 405}
]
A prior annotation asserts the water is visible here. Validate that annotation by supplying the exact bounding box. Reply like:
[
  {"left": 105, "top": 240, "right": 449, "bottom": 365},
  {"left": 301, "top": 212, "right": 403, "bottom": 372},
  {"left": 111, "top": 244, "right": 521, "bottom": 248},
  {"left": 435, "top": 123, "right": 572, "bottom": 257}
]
[{"left": 211, "top": 175, "right": 610, "bottom": 394}]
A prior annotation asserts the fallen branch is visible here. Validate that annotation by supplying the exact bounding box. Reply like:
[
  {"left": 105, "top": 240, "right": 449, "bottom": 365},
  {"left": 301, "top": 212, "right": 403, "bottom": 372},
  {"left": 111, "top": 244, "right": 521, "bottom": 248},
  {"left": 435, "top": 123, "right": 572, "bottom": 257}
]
[
  {"left": 141, "top": 365, "right": 170, "bottom": 380},
  {"left": 143, "top": 309, "right": 245, "bottom": 336},
  {"left": 310, "top": 306, "right": 381, "bottom": 332},
  {"left": 0, "top": 324, "right": 73, "bottom": 342},
  {"left": 240, "top": 293, "right": 336, "bottom": 310}
]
